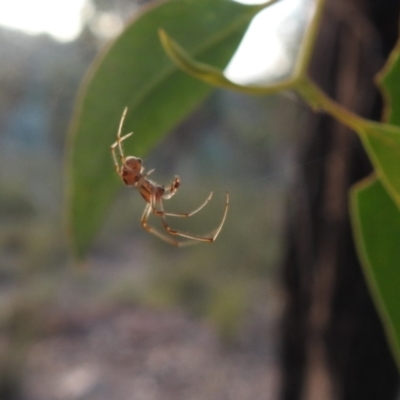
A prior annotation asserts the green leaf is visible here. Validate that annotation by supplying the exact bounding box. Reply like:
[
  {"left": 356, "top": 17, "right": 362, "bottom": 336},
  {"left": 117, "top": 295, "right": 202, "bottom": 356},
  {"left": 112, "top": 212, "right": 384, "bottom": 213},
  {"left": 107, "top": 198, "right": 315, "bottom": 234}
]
[
  {"left": 158, "top": 28, "right": 295, "bottom": 95},
  {"left": 349, "top": 21, "right": 400, "bottom": 375},
  {"left": 357, "top": 36, "right": 400, "bottom": 208},
  {"left": 66, "top": 0, "right": 262, "bottom": 258},
  {"left": 157, "top": 0, "right": 328, "bottom": 96},
  {"left": 351, "top": 177, "right": 400, "bottom": 371},
  {"left": 359, "top": 122, "right": 400, "bottom": 206},
  {"left": 376, "top": 37, "right": 400, "bottom": 125},
  {"left": 366, "top": 31, "right": 400, "bottom": 208},
  {"left": 292, "top": 77, "right": 400, "bottom": 207}
]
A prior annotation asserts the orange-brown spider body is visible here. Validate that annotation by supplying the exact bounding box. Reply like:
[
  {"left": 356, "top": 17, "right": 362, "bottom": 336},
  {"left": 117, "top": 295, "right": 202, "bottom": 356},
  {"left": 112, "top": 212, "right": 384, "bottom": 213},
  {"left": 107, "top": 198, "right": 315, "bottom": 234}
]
[{"left": 111, "top": 107, "right": 228, "bottom": 246}]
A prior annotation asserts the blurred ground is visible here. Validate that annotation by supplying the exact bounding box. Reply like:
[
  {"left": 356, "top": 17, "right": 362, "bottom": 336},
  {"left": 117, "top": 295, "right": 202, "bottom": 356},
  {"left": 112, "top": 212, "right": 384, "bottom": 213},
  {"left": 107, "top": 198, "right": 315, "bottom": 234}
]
[
  {"left": 17, "top": 232, "right": 282, "bottom": 400},
  {"left": 24, "top": 301, "right": 280, "bottom": 400}
]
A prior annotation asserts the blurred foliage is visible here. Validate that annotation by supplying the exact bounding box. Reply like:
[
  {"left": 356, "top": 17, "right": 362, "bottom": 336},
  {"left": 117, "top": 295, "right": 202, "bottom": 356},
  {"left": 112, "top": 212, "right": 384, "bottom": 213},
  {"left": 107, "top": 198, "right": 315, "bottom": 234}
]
[{"left": 0, "top": 290, "right": 48, "bottom": 399}]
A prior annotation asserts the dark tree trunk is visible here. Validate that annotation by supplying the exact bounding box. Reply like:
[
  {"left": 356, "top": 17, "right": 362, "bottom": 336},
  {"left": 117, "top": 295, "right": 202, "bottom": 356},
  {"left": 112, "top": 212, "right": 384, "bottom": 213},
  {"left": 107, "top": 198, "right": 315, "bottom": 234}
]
[{"left": 280, "top": 1, "right": 400, "bottom": 399}]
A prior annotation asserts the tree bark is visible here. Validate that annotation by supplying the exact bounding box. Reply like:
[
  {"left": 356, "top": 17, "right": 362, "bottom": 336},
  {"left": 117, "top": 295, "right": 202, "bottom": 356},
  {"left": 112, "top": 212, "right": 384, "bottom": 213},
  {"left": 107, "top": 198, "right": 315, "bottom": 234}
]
[{"left": 280, "top": 1, "right": 400, "bottom": 399}]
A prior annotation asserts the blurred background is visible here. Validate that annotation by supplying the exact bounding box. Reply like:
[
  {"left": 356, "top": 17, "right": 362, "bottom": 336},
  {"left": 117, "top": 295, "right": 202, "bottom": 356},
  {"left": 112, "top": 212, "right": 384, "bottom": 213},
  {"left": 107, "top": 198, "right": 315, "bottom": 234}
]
[{"left": 0, "top": 0, "right": 315, "bottom": 399}]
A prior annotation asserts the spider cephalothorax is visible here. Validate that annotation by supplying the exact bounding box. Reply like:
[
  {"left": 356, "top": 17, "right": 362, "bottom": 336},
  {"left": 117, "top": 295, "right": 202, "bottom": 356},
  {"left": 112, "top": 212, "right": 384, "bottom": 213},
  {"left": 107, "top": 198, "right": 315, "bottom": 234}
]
[{"left": 120, "top": 156, "right": 143, "bottom": 185}]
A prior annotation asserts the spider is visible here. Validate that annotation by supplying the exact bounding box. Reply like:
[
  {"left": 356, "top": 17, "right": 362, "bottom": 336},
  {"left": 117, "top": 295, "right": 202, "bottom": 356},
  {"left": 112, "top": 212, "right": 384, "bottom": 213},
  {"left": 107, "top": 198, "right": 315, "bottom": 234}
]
[{"left": 111, "top": 107, "right": 229, "bottom": 246}]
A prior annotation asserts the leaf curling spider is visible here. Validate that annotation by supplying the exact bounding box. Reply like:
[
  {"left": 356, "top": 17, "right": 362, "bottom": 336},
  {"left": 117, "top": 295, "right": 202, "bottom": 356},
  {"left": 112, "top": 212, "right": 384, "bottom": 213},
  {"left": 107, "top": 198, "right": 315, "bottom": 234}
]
[{"left": 110, "top": 107, "right": 229, "bottom": 246}]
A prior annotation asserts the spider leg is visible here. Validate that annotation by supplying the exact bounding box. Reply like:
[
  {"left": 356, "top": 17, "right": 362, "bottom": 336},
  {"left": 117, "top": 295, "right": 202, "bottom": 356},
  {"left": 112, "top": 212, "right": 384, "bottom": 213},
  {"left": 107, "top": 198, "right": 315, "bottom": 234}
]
[
  {"left": 117, "top": 106, "right": 128, "bottom": 141},
  {"left": 110, "top": 107, "right": 135, "bottom": 171},
  {"left": 141, "top": 201, "right": 196, "bottom": 247},
  {"left": 115, "top": 107, "right": 129, "bottom": 161},
  {"left": 110, "top": 144, "right": 121, "bottom": 173},
  {"left": 153, "top": 191, "right": 213, "bottom": 218},
  {"left": 162, "top": 176, "right": 181, "bottom": 200},
  {"left": 155, "top": 192, "right": 229, "bottom": 243},
  {"left": 111, "top": 132, "right": 134, "bottom": 160},
  {"left": 119, "top": 132, "right": 134, "bottom": 142},
  {"left": 146, "top": 168, "right": 155, "bottom": 177}
]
